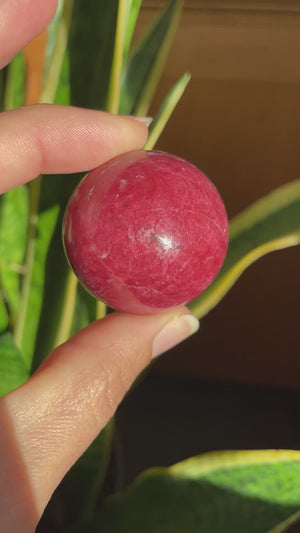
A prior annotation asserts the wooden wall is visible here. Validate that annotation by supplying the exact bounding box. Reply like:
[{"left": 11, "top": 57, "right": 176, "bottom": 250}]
[{"left": 136, "top": 2, "right": 300, "bottom": 387}]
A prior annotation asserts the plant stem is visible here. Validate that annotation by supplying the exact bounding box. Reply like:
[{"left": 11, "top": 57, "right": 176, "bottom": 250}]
[
  {"left": 54, "top": 269, "right": 78, "bottom": 347},
  {"left": 4, "top": 62, "right": 15, "bottom": 111},
  {"left": 0, "top": 292, "right": 8, "bottom": 332},
  {"left": 4, "top": 53, "right": 25, "bottom": 110},
  {"left": 144, "top": 72, "right": 190, "bottom": 150},
  {"left": 97, "top": 0, "right": 129, "bottom": 320},
  {"left": 40, "top": 0, "right": 74, "bottom": 104},
  {"left": 106, "top": 0, "right": 127, "bottom": 114},
  {"left": 96, "top": 300, "right": 107, "bottom": 320},
  {"left": 14, "top": 178, "right": 41, "bottom": 356},
  {"left": 134, "top": 0, "right": 183, "bottom": 117}
]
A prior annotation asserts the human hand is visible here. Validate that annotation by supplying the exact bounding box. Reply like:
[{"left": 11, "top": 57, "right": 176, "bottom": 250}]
[{"left": 0, "top": 2, "right": 199, "bottom": 531}]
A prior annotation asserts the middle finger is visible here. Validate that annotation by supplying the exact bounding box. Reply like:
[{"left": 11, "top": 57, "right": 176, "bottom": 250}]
[{"left": 0, "top": 0, "right": 58, "bottom": 69}]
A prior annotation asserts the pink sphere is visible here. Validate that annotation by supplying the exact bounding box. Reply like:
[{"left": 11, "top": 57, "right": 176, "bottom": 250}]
[{"left": 63, "top": 150, "right": 228, "bottom": 314}]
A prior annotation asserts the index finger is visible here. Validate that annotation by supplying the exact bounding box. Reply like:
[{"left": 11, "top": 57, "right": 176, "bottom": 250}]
[{"left": 0, "top": 105, "right": 148, "bottom": 194}]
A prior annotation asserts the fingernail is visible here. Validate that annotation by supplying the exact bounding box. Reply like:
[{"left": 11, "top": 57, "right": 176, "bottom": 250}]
[
  {"left": 126, "top": 116, "right": 153, "bottom": 127},
  {"left": 152, "top": 314, "right": 199, "bottom": 359}
]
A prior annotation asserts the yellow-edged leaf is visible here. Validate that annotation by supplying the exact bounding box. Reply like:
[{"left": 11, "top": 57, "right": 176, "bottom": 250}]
[
  {"left": 144, "top": 72, "right": 190, "bottom": 150},
  {"left": 119, "top": 0, "right": 183, "bottom": 116},
  {"left": 66, "top": 449, "right": 300, "bottom": 533},
  {"left": 189, "top": 180, "right": 300, "bottom": 318}
]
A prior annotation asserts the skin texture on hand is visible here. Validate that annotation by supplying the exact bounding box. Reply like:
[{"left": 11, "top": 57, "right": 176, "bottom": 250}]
[
  {"left": 0, "top": 105, "right": 150, "bottom": 194},
  {"left": 1, "top": 311, "right": 198, "bottom": 531},
  {"left": 0, "top": 1, "right": 200, "bottom": 531},
  {"left": 0, "top": 0, "right": 58, "bottom": 69}
]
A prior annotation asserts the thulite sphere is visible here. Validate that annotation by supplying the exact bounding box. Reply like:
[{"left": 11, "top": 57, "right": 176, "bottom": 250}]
[{"left": 63, "top": 150, "right": 228, "bottom": 314}]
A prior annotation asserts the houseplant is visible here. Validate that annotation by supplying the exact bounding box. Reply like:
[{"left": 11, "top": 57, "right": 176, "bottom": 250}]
[{"left": 0, "top": 1, "right": 299, "bottom": 531}]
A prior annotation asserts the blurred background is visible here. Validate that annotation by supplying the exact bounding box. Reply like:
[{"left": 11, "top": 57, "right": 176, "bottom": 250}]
[
  {"left": 132, "top": 0, "right": 300, "bottom": 388},
  {"left": 115, "top": 0, "right": 300, "bottom": 487}
]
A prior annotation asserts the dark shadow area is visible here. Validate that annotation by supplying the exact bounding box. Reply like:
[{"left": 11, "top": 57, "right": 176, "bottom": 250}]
[
  {"left": 115, "top": 374, "right": 300, "bottom": 486},
  {"left": 38, "top": 373, "right": 300, "bottom": 531}
]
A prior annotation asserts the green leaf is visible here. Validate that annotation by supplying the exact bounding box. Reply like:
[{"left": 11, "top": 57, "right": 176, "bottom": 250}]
[
  {"left": 189, "top": 180, "right": 300, "bottom": 319},
  {"left": 144, "top": 72, "right": 190, "bottom": 150},
  {"left": 4, "top": 52, "right": 25, "bottom": 110},
  {"left": 0, "top": 186, "right": 29, "bottom": 322},
  {"left": 63, "top": 419, "right": 115, "bottom": 525},
  {"left": 26, "top": 2, "right": 73, "bottom": 365},
  {"left": 107, "top": 0, "right": 143, "bottom": 114},
  {"left": 23, "top": 8, "right": 74, "bottom": 365},
  {"left": 33, "top": 2, "right": 120, "bottom": 364},
  {"left": 0, "top": 297, "right": 8, "bottom": 333},
  {"left": 54, "top": 51, "right": 70, "bottom": 105},
  {"left": 106, "top": 0, "right": 130, "bottom": 114},
  {"left": 14, "top": 204, "right": 59, "bottom": 369},
  {"left": 71, "top": 284, "right": 97, "bottom": 336},
  {"left": 68, "top": 0, "right": 118, "bottom": 110},
  {"left": 0, "top": 333, "right": 29, "bottom": 397},
  {"left": 41, "top": 0, "right": 74, "bottom": 104},
  {"left": 119, "top": 0, "right": 183, "bottom": 116},
  {"left": 13, "top": 1, "right": 73, "bottom": 370},
  {"left": 43, "top": 0, "right": 64, "bottom": 82},
  {"left": 51, "top": 270, "right": 97, "bottom": 363},
  {"left": 11, "top": 1, "right": 73, "bottom": 371},
  {"left": 123, "top": 0, "right": 143, "bottom": 65},
  {"left": 0, "top": 68, "right": 5, "bottom": 112},
  {"left": 32, "top": 172, "right": 83, "bottom": 370},
  {"left": 71, "top": 450, "right": 300, "bottom": 533}
]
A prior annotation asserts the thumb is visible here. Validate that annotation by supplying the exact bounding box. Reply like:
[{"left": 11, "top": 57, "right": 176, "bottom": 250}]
[{"left": 0, "top": 308, "right": 199, "bottom": 531}]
